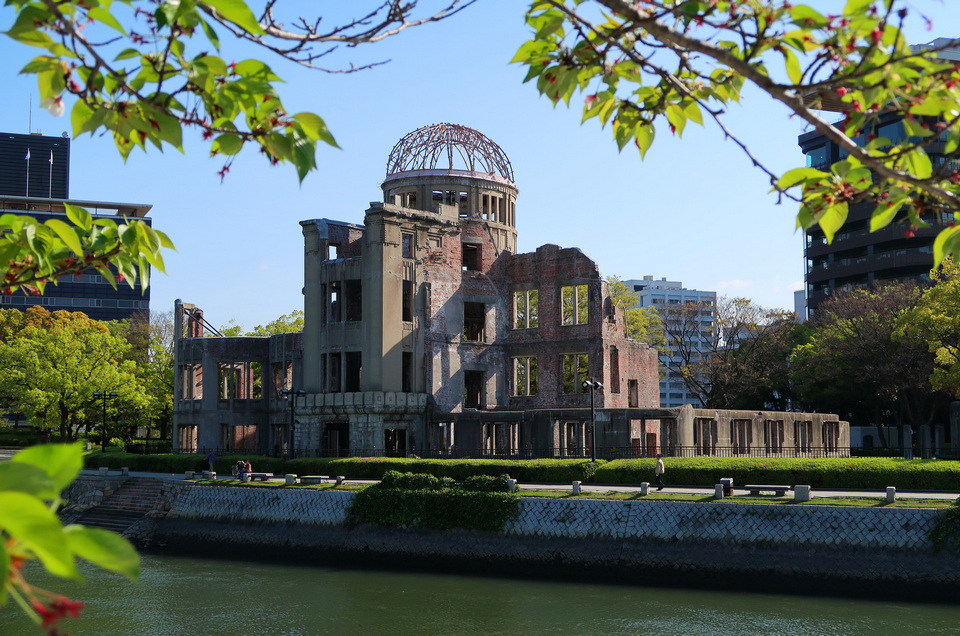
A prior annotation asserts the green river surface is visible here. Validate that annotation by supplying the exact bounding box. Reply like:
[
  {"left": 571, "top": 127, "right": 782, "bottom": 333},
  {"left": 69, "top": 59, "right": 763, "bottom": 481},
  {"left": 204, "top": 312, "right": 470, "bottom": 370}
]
[{"left": 3, "top": 554, "right": 960, "bottom": 635}]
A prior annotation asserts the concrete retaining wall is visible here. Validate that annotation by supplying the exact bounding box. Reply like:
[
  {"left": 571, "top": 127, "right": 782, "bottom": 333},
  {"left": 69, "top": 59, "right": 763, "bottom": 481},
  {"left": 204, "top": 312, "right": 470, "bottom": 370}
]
[{"left": 67, "top": 481, "right": 960, "bottom": 600}]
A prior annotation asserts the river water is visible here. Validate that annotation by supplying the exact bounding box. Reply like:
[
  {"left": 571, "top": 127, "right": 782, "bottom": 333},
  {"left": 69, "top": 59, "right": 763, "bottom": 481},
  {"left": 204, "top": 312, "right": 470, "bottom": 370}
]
[{"left": 4, "top": 554, "right": 960, "bottom": 635}]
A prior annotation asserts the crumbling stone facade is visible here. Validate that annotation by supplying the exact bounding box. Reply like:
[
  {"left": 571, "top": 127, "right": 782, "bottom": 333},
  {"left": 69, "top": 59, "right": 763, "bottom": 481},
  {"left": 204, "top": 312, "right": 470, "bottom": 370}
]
[{"left": 173, "top": 124, "right": 847, "bottom": 459}]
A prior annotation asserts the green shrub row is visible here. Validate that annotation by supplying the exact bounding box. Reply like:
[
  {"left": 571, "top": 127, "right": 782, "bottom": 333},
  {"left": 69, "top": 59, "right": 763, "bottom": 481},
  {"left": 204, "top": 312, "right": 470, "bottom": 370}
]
[
  {"left": 348, "top": 471, "right": 520, "bottom": 531},
  {"left": 81, "top": 452, "right": 960, "bottom": 491},
  {"left": 595, "top": 457, "right": 960, "bottom": 490}
]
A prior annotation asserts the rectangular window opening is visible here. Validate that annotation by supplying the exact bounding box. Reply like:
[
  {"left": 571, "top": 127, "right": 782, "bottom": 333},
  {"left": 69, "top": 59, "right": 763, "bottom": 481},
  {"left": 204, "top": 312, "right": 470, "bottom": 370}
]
[
  {"left": 345, "top": 279, "right": 362, "bottom": 322},
  {"left": 402, "top": 280, "right": 414, "bottom": 322},
  {"left": 402, "top": 351, "right": 413, "bottom": 393},
  {"left": 327, "top": 353, "right": 341, "bottom": 393},
  {"left": 628, "top": 379, "right": 639, "bottom": 408},
  {"left": 561, "top": 284, "right": 589, "bottom": 325},
  {"left": 345, "top": 351, "right": 362, "bottom": 393},
  {"left": 329, "top": 281, "right": 341, "bottom": 323},
  {"left": 513, "top": 356, "right": 538, "bottom": 396},
  {"left": 464, "top": 370, "right": 484, "bottom": 409},
  {"left": 462, "top": 243, "right": 481, "bottom": 271},
  {"left": 609, "top": 347, "right": 620, "bottom": 394},
  {"left": 561, "top": 353, "right": 589, "bottom": 394},
  {"left": 514, "top": 289, "right": 539, "bottom": 329},
  {"left": 463, "top": 302, "right": 486, "bottom": 342}
]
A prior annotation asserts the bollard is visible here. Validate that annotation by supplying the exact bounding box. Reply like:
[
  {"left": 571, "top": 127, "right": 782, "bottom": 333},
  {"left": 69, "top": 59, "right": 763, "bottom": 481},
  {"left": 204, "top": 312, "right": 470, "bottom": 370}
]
[
  {"left": 121, "top": 467, "right": 129, "bottom": 476},
  {"left": 506, "top": 478, "right": 517, "bottom": 493},
  {"left": 572, "top": 481, "right": 581, "bottom": 495},
  {"left": 886, "top": 486, "right": 896, "bottom": 503},
  {"left": 285, "top": 474, "right": 298, "bottom": 486},
  {"left": 336, "top": 476, "right": 346, "bottom": 486},
  {"left": 714, "top": 484, "right": 724, "bottom": 499},
  {"left": 640, "top": 482, "right": 649, "bottom": 496},
  {"left": 794, "top": 485, "right": 811, "bottom": 502}
]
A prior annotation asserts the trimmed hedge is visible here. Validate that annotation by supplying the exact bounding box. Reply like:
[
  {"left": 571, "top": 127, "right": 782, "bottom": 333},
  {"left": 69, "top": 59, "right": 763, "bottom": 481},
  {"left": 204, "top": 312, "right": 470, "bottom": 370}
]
[
  {"left": 348, "top": 471, "right": 520, "bottom": 531},
  {"left": 81, "top": 453, "right": 960, "bottom": 491},
  {"left": 594, "top": 457, "right": 960, "bottom": 490}
]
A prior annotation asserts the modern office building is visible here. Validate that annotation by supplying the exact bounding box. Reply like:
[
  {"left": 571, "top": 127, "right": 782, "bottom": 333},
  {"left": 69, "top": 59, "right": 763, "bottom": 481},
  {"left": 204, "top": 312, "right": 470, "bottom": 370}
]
[
  {"left": 0, "top": 132, "right": 151, "bottom": 321},
  {"left": 798, "top": 38, "right": 960, "bottom": 317}
]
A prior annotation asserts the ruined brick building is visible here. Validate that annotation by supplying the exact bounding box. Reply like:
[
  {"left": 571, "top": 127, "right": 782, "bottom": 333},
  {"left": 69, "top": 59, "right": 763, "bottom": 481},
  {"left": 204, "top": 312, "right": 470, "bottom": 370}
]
[{"left": 173, "top": 124, "right": 848, "bottom": 458}]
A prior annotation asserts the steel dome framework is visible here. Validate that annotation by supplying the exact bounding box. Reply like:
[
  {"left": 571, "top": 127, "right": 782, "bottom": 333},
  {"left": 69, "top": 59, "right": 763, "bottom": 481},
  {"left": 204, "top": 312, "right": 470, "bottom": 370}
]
[{"left": 385, "top": 123, "right": 515, "bottom": 183}]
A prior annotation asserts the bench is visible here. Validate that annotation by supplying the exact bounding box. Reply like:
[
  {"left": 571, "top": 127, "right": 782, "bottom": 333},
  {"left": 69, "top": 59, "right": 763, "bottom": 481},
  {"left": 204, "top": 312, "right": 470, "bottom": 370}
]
[
  {"left": 743, "top": 484, "right": 791, "bottom": 496},
  {"left": 248, "top": 472, "right": 271, "bottom": 482},
  {"left": 299, "top": 475, "right": 330, "bottom": 485}
]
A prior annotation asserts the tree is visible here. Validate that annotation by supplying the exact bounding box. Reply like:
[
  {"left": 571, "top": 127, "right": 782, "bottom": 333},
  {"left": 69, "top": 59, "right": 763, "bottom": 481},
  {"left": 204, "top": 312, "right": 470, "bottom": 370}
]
[
  {"left": 513, "top": 1, "right": 960, "bottom": 262},
  {"left": 0, "top": 307, "right": 151, "bottom": 441},
  {"left": 605, "top": 276, "right": 666, "bottom": 350},
  {"left": 791, "top": 283, "right": 946, "bottom": 446},
  {"left": 1, "top": 1, "right": 470, "bottom": 295},
  {"left": 660, "top": 296, "right": 799, "bottom": 408},
  {"left": 110, "top": 311, "right": 176, "bottom": 439},
  {"left": 897, "top": 257, "right": 960, "bottom": 397}
]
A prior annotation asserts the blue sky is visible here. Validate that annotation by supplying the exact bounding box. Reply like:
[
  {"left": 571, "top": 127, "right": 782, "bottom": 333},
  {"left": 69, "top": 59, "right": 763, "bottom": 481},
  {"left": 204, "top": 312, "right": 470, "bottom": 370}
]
[{"left": 0, "top": 1, "right": 954, "bottom": 329}]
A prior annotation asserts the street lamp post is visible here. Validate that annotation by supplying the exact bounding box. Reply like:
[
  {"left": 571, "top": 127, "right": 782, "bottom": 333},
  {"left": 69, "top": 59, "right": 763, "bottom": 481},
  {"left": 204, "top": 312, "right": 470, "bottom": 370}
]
[
  {"left": 581, "top": 378, "right": 603, "bottom": 462},
  {"left": 278, "top": 388, "right": 305, "bottom": 458},
  {"left": 91, "top": 391, "right": 117, "bottom": 453}
]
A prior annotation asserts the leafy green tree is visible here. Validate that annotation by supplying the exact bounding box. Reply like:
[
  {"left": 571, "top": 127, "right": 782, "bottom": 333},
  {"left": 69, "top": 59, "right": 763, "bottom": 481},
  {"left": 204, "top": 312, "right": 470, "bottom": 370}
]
[
  {"left": 0, "top": 307, "right": 151, "bottom": 442},
  {"left": 513, "top": 1, "right": 960, "bottom": 262},
  {"left": 897, "top": 258, "right": 960, "bottom": 397},
  {"left": 110, "top": 311, "right": 175, "bottom": 439},
  {"left": 791, "top": 283, "right": 946, "bottom": 446},
  {"left": 660, "top": 296, "right": 798, "bottom": 408},
  {"left": 606, "top": 276, "right": 666, "bottom": 350},
  {"left": 248, "top": 310, "right": 304, "bottom": 336}
]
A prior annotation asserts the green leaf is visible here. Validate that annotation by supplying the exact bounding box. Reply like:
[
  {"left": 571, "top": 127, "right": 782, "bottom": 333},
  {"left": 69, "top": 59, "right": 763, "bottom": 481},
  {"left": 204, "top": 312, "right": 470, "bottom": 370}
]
[
  {"left": 819, "top": 201, "right": 849, "bottom": 243},
  {"left": 64, "top": 525, "right": 140, "bottom": 580},
  {"left": 777, "top": 167, "right": 827, "bottom": 190},
  {"left": 0, "top": 492, "right": 79, "bottom": 580},
  {"left": 45, "top": 218, "right": 84, "bottom": 256},
  {"left": 869, "top": 200, "right": 902, "bottom": 232},
  {"left": 293, "top": 112, "right": 338, "bottom": 148},
  {"left": 64, "top": 204, "right": 93, "bottom": 233},
  {"left": 903, "top": 149, "right": 932, "bottom": 179},
  {"left": 212, "top": 133, "right": 242, "bottom": 156},
  {"left": 11, "top": 442, "right": 84, "bottom": 492},
  {"left": 87, "top": 7, "right": 126, "bottom": 35},
  {"left": 204, "top": 0, "right": 264, "bottom": 35},
  {"left": 0, "top": 463, "right": 56, "bottom": 500},
  {"left": 933, "top": 224, "right": 960, "bottom": 267},
  {"left": 782, "top": 49, "right": 802, "bottom": 84},
  {"left": 0, "top": 540, "right": 8, "bottom": 606},
  {"left": 634, "top": 123, "right": 654, "bottom": 159}
]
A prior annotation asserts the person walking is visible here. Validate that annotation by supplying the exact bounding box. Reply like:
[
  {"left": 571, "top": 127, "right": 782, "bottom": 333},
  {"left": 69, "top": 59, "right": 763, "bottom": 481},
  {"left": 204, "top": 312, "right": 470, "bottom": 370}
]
[{"left": 655, "top": 454, "right": 665, "bottom": 491}]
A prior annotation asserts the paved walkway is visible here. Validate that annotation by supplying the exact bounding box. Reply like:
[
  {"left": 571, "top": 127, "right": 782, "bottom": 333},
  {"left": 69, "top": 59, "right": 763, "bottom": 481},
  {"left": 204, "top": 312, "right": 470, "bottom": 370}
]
[{"left": 76, "top": 469, "right": 960, "bottom": 500}]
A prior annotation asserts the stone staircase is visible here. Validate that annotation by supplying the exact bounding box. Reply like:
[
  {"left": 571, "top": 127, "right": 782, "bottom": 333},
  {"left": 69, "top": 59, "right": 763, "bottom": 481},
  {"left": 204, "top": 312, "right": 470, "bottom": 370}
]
[{"left": 76, "top": 477, "right": 164, "bottom": 533}]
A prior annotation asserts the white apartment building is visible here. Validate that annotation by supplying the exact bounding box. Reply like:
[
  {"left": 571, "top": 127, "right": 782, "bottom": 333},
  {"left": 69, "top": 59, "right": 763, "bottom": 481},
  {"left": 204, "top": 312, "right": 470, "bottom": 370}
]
[{"left": 623, "top": 276, "right": 717, "bottom": 408}]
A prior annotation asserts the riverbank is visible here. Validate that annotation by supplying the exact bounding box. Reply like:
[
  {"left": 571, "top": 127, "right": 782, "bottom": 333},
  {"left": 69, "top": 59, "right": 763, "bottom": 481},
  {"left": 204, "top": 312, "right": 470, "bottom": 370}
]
[{"left": 66, "top": 478, "right": 960, "bottom": 603}]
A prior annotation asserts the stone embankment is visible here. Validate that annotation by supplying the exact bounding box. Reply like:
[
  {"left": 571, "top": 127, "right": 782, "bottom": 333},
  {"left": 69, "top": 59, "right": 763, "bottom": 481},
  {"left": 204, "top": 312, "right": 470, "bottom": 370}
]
[{"left": 63, "top": 478, "right": 960, "bottom": 602}]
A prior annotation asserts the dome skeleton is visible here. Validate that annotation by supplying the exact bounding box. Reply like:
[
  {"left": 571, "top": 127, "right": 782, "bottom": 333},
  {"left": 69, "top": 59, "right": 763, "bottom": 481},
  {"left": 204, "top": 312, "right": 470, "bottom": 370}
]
[{"left": 385, "top": 123, "right": 515, "bottom": 183}]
